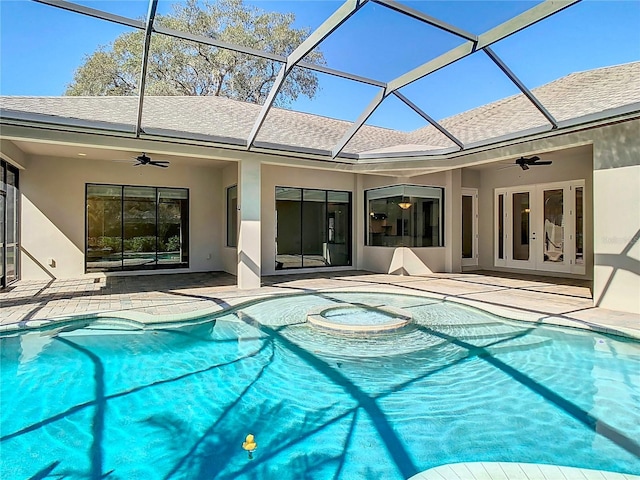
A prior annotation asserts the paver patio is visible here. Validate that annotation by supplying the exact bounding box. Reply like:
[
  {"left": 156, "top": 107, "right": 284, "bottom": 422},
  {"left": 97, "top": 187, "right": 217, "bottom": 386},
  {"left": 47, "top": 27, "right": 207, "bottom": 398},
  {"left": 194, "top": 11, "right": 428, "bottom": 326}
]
[{"left": 1, "top": 270, "right": 638, "bottom": 339}]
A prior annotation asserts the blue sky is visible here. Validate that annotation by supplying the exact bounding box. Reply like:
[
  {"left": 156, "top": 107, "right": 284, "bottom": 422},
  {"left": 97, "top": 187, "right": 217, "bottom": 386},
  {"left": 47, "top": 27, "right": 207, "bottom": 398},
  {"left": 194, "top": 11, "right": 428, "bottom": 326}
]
[{"left": 1, "top": 0, "right": 639, "bottom": 131}]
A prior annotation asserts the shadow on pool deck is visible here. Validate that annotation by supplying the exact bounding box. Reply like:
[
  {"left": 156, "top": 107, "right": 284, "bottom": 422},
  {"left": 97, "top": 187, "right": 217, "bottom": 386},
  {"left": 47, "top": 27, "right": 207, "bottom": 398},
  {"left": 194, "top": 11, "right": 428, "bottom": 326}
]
[{"left": 0, "top": 270, "right": 637, "bottom": 339}]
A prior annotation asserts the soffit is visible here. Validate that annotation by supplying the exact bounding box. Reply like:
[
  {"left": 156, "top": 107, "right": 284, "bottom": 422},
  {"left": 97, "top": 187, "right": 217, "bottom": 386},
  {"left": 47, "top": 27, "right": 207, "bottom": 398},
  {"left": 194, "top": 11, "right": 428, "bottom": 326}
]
[{"left": 9, "top": 139, "right": 235, "bottom": 168}]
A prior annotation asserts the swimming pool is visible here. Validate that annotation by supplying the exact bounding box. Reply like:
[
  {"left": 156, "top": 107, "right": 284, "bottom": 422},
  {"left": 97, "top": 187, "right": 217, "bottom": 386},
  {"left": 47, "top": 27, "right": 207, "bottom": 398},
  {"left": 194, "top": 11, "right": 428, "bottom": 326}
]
[{"left": 1, "top": 292, "right": 639, "bottom": 479}]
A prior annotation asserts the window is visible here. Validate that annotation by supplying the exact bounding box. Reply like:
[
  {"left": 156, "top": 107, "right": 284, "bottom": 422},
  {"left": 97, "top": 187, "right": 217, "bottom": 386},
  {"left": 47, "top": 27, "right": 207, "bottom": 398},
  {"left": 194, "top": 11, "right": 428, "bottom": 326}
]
[
  {"left": 1, "top": 160, "right": 20, "bottom": 286},
  {"left": 462, "top": 194, "right": 473, "bottom": 259},
  {"left": 86, "top": 184, "right": 189, "bottom": 272},
  {"left": 497, "top": 193, "right": 504, "bottom": 260},
  {"left": 575, "top": 186, "right": 584, "bottom": 265},
  {"left": 512, "top": 192, "right": 530, "bottom": 261},
  {"left": 227, "top": 185, "right": 237, "bottom": 247},
  {"left": 366, "top": 185, "right": 443, "bottom": 247},
  {"left": 275, "top": 187, "right": 351, "bottom": 269}
]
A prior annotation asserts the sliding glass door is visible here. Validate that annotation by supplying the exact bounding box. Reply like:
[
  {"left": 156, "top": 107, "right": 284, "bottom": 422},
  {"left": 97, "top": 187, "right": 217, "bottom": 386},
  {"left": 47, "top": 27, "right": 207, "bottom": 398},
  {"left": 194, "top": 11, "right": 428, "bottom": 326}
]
[
  {"left": 1, "top": 160, "right": 19, "bottom": 287},
  {"left": 275, "top": 187, "right": 351, "bottom": 270},
  {"left": 302, "top": 189, "right": 327, "bottom": 268},
  {"left": 275, "top": 187, "right": 302, "bottom": 268},
  {"left": 327, "top": 191, "right": 351, "bottom": 266},
  {"left": 123, "top": 186, "right": 157, "bottom": 269},
  {"left": 86, "top": 184, "right": 189, "bottom": 272}
]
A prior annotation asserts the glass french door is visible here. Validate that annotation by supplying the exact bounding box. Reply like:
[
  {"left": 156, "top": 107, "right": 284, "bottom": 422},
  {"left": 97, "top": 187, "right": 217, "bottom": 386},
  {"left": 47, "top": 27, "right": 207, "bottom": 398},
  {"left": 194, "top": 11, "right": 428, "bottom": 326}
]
[
  {"left": 495, "top": 180, "right": 585, "bottom": 274},
  {"left": 510, "top": 189, "right": 535, "bottom": 268}
]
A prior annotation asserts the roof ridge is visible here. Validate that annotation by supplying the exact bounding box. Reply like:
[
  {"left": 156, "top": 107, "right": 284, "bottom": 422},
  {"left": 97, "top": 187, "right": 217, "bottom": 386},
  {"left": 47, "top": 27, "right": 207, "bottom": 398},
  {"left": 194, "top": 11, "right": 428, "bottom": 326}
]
[{"left": 559, "top": 59, "right": 640, "bottom": 77}]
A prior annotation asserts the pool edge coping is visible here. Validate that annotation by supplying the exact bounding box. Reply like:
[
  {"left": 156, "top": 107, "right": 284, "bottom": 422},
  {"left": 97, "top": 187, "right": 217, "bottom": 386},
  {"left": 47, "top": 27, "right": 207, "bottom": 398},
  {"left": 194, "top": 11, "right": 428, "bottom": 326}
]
[
  {"left": 1, "top": 286, "right": 638, "bottom": 341},
  {"left": 407, "top": 461, "right": 640, "bottom": 480}
]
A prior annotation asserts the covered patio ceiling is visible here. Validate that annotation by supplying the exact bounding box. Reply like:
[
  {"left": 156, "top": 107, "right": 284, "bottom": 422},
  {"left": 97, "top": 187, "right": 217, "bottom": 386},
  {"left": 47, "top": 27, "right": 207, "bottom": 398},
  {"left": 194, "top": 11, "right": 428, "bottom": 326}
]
[{"left": 1, "top": 0, "right": 639, "bottom": 163}]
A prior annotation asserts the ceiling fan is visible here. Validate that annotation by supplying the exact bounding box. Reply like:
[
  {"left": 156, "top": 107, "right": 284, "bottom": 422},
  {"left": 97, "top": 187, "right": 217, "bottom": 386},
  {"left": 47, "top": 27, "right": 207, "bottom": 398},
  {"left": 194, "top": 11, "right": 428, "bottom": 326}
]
[
  {"left": 132, "top": 153, "right": 170, "bottom": 168},
  {"left": 514, "top": 155, "right": 552, "bottom": 170}
]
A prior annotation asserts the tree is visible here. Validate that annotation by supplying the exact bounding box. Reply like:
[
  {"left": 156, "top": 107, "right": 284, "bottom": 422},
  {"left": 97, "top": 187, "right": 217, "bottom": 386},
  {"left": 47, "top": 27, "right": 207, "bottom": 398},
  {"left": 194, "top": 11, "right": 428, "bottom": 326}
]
[{"left": 65, "top": 0, "right": 325, "bottom": 106}]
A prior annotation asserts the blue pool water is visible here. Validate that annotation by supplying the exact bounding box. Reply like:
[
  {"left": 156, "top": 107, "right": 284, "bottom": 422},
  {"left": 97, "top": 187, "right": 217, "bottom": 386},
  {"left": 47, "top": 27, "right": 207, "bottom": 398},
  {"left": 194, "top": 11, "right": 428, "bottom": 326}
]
[{"left": 1, "top": 292, "right": 639, "bottom": 479}]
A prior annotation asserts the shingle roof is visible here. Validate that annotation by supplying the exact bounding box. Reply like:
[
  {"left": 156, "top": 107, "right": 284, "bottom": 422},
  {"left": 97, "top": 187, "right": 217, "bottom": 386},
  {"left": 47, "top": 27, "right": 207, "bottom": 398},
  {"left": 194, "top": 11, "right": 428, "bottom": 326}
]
[
  {"left": 2, "top": 61, "right": 639, "bottom": 158},
  {"left": 404, "top": 61, "right": 640, "bottom": 150},
  {"left": 255, "top": 105, "right": 409, "bottom": 155}
]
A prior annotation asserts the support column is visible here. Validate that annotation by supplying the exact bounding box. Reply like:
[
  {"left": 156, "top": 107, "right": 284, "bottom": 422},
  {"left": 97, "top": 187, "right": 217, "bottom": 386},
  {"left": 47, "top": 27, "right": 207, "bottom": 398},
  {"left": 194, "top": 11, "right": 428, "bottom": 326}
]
[{"left": 237, "top": 158, "right": 261, "bottom": 289}]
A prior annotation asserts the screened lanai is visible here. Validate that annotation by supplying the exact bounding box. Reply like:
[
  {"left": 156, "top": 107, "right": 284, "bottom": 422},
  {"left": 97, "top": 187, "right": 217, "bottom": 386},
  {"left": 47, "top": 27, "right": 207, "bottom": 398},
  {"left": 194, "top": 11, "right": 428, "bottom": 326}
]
[
  {"left": 2, "top": 0, "right": 639, "bottom": 160},
  {"left": 2, "top": 6, "right": 640, "bottom": 479}
]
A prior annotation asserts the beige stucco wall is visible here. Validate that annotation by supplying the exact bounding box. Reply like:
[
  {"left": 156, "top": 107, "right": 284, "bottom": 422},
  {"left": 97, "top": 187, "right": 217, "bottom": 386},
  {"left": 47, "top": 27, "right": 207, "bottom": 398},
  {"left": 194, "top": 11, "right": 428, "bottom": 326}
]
[
  {"left": 20, "top": 154, "right": 224, "bottom": 279},
  {"left": 591, "top": 121, "right": 640, "bottom": 314},
  {"left": 461, "top": 169, "right": 480, "bottom": 189}
]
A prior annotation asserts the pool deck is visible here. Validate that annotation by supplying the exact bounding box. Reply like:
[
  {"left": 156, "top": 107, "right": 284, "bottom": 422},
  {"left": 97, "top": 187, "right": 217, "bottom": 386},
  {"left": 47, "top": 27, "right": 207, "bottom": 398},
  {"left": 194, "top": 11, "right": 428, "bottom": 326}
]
[
  {"left": 1, "top": 270, "right": 638, "bottom": 339},
  {"left": 409, "top": 462, "right": 640, "bottom": 479},
  {"left": 1, "top": 270, "right": 639, "bottom": 480}
]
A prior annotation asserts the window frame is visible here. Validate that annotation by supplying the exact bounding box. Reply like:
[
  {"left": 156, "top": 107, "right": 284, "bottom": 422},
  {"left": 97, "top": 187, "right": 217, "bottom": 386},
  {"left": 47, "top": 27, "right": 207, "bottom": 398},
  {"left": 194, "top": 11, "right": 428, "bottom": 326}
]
[
  {"left": 365, "top": 184, "right": 444, "bottom": 248},
  {"left": 1, "top": 159, "right": 20, "bottom": 287},
  {"left": 85, "top": 183, "right": 190, "bottom": 273},
  {"left": 226, "top": 184, "right": 238, "bottom": 248},
  {"left": 275, "top": 186, "right": 352, "bottom": 270}
]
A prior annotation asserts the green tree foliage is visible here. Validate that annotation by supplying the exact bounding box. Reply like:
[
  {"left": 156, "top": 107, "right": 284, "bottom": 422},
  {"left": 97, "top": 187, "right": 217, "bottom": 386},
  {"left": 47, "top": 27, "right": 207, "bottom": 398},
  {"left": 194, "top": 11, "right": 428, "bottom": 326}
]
[{"left": 66, "top": 0, "right": 325, "bottom": 106}]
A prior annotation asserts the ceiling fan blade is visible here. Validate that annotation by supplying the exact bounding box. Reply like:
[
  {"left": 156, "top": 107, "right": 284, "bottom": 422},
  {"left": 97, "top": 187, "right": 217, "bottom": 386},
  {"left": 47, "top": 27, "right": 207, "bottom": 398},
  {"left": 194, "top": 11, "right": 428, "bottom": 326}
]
[
  {"left": 520, "top": 163, "right": 529, "bottom": 171},
  {"left": 149, "top": 161, "right": 169, "bottom": 168},
  {"left": 533, "top": 161, "right": 552, "bottom": 165},
  {"left": 529, "top": 155, "right": 540, "bottom": 162}
]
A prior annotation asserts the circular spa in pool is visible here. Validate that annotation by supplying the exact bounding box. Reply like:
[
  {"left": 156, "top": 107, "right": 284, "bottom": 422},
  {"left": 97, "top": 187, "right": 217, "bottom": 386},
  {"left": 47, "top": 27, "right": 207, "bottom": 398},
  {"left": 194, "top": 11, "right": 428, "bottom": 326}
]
[
  {"left": 1, "top": 292, "right": 639, "bottom": 480},
  {"left": 307, "top": 304, "right": 412, "bottom": 333}
]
